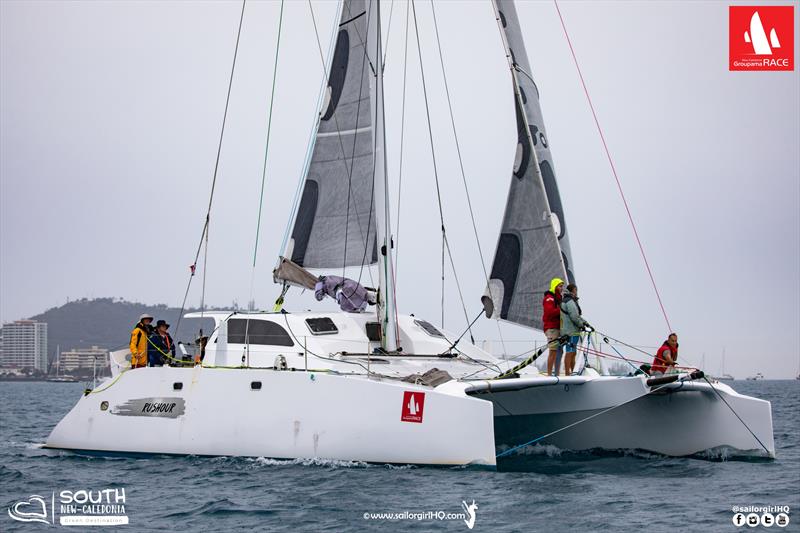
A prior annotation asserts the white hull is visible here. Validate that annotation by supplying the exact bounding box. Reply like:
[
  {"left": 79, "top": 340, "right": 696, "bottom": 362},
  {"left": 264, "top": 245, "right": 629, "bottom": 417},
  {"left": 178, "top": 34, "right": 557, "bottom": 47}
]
[
  {"left": 466, "top": 377, "right": 774, "bottom": 457},
  {"left": 45, "top": 311, "right": 775, "bottom": 464},
  {"left": 45, "top": 366, "right": 497, "bottom": 466}
]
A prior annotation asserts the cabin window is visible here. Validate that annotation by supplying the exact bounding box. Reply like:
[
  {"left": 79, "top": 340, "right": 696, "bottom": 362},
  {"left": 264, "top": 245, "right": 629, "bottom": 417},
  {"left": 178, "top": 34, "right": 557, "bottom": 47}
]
[
  {"left": 227, "top": 319, "right": 294, "bottom": 347},
  {"left": 306, "top": 317, "right": 338, "bottom": 335},
  {"left": 414, "top": 319, "right": 444, "bottom": 338}
]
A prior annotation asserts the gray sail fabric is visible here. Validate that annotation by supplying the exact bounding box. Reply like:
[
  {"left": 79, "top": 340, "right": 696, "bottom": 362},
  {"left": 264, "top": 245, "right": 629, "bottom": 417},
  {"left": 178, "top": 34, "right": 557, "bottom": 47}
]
[
  {"left": 484, "top": 0, "right": 576, "bottom": 330},
  {"left": 286, "top": 0, "right": 377, "bottom": 269}
]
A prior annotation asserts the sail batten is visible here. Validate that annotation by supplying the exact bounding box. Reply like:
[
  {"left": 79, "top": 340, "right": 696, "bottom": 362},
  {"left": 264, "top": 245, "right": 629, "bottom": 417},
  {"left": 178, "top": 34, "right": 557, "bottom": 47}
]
[
  {"left": 285, "top": 0, "right": 377, "bottom": 270},
  {"left": 485, "top": 0, "right": 576, "bottom": 330}
]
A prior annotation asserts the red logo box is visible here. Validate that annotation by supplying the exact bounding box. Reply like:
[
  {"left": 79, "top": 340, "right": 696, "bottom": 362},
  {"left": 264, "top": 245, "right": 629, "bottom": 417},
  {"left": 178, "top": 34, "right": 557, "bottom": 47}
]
[
  {"left": 400, "top": 391, "right": 425, "bottom": 423},
  {"left": 730, "top": 6, "right": 794, "bottom": 71}
]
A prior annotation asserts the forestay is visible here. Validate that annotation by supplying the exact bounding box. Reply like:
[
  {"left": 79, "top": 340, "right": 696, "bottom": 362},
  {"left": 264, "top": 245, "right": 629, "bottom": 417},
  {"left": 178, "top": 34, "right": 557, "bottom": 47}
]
[
  {"left": 284, "top": 0, "right": 377, "bottom": 269},
  {"left": 483, "top": 0, "right": 577, "bottom": 330}
]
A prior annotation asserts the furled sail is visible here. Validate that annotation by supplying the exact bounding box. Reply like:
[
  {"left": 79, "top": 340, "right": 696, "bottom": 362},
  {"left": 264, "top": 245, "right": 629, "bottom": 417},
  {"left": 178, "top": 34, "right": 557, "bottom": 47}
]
[
  {"left": 284, "top": 0, "right": 377, "bottom": 269},
  {"left": 483, "top": 0, "right": 576, "bottom": 330}
]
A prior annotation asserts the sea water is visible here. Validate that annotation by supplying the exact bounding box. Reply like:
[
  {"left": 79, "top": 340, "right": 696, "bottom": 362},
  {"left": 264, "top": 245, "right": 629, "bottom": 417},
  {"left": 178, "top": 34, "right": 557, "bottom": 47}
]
[{"left": 1, "top": 380, "right": 798, "bottom": 532}]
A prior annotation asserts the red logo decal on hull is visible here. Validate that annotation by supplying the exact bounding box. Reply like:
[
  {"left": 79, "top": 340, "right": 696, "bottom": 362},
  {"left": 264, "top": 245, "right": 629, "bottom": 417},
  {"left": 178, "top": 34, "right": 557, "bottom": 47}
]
[{"left": 401, "top": 391, "right": 425, "bottom": 423}]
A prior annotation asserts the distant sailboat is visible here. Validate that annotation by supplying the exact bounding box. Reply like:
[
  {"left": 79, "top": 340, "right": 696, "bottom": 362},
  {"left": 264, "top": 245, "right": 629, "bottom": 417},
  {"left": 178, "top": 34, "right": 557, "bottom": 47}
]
[
  {"left": 47, "top": 345, "right": 78, "bottom": 383},
  {"left": 712, "top": 348, "right": 734, "bottom": 381}
]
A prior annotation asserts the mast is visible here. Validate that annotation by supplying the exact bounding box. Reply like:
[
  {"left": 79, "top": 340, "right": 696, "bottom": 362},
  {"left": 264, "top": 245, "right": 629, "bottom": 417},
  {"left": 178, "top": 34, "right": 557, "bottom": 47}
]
[{"left": 367, "top": 0, "right": 398, "bottom": 351}]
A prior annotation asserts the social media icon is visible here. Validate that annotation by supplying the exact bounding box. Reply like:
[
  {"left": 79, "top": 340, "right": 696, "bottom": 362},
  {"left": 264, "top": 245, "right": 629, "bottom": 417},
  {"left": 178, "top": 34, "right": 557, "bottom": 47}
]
[
  {"left": 733, "top": 513, "right": 746, "bottom": 527},
  {"left": 748, "top": 513, "right": 760, "bottom": 527},
  {"left": 776, "top": 513, "right": 790, "bottom": 527},
  {"left": 762, "top": 513, "right": 775, "bottom": 527}
]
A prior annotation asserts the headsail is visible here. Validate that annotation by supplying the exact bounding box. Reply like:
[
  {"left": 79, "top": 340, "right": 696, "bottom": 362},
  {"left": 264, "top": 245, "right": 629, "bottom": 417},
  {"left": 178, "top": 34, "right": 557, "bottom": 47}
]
[
  {"left": 284, "top": 0, "right": 377, "bottom": 270},
  {"left": 484, "top": 0, "right": 576, "bottom": 330}
]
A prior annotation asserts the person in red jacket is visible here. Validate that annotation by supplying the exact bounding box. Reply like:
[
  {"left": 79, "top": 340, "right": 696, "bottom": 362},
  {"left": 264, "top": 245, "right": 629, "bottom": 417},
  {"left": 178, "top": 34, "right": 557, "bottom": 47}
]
[
  {"left": 651, "top": 333, "right": 679, "bottom": 374},
  {"left": 543, "top": 277, "right": 564, "bottom": 376}
]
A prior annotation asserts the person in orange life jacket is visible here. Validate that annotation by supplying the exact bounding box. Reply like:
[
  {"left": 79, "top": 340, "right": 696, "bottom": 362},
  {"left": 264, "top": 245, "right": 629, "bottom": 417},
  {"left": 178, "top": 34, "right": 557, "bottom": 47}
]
[
  {"left": 129, "top": 313, "right": 153, "bottom": 369},
  {"left": 543, "top": 277, "right": 564, "bottom": 376},
  {"left": 651, "top": 333, "right": 679, "bottom": 375},
  {"left": 148, "top": 320, "right": 175, "bottom": 367}
]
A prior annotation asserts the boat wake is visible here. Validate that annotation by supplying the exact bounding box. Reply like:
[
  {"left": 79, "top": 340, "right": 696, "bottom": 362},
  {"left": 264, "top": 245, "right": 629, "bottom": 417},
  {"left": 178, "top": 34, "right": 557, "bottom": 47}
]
[{"left": 496, "top": 443, "right": 771, "bottom": 464}]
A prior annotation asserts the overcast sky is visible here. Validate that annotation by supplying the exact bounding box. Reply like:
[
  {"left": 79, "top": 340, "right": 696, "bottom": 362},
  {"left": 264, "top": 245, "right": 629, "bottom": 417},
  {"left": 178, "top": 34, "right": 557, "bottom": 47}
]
[{"left": 1, "top": 0, "right": 798, "bottom": 378}]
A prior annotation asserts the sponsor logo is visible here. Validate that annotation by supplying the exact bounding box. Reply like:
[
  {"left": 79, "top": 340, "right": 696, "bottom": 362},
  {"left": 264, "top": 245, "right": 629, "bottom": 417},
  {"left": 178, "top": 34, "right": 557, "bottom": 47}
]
[
  {"left": 7, "top": 488, "right": 129, "bottom": 526},
  {"left": 729, "top": 6, "right": 794, "bottom": 71},
  {"left": 7, "top": 494, "right": 51, "bottom": 524},
  {"left": 400, "top": 391, "right": 425, "bottom": 423}
]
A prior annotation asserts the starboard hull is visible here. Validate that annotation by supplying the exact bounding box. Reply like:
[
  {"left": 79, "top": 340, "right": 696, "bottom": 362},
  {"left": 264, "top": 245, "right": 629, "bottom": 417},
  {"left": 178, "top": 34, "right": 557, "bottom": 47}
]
[{"left": 480, "top": 377, "right": 775, "bottom": 458}]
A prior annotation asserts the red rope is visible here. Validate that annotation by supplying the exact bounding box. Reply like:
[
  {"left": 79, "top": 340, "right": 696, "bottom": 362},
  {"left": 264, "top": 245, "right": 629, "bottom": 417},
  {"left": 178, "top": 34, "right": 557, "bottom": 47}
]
[{"left": 553, "top": 1, "right": 672, "bottom": 333}]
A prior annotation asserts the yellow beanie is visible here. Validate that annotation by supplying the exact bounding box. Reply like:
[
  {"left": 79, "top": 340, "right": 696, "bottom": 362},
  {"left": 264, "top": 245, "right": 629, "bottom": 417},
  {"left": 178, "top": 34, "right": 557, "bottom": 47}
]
[{"left": 550, "top": 278, "right": 564, "bottom": 293}]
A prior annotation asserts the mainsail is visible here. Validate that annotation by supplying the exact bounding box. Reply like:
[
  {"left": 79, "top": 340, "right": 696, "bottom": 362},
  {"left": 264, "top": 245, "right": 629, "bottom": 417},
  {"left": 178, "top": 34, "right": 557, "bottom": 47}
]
[
  {"left": 484, "top": 0, "right": 576, "bottom": 330},
  {"left": 284, "top": 0, "right": 377, "bottom": 269}
]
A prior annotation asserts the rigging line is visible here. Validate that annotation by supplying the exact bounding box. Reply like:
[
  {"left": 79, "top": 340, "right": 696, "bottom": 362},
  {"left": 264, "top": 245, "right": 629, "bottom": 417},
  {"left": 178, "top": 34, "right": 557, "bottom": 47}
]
[
  {"left": 201, "top": 219, "right": 210, "bottom": 316},
  {"left": 410, "top": 0, "right": 445, "bottom": 325},
  {"left": 393, "top": 0, "right": 410, "bottom": 282},
  {"left": 381, "top": 0, "right": 395, "bottom": 68},
  {"left": 429, "top": 0, "right": 491, "bottom": 346},
  {"left": 174, "top": 0, "right": 247, "bottom": 339},
  {"left": 278, "top": 1, "right": 342, "bottom": 262},
  {"left": 341, "top": 2, "right": 373, "bottom": 280},
  {"left": 252, "top": 0, "right": 285, "bottom": 270},
  {"left": 307, "top": 0, "right": 375, "bottom": 287},
  {"left": 353, "top": 1, "right": 377, "bottom": 290},
  {"left": 428, "top": 0, "right": 490, "bottom": 286},
  {"left": 410, "top": 0, "right": 473, "bottom": 338},
  {"left": 343, "top": 2, "right": 372, "bottom": 74},
  {"left": 554, "top": 0, "right": 672, "bottom": 332},
  {"left": 246, "top": 0, "right": 285, "bottom": 365}
]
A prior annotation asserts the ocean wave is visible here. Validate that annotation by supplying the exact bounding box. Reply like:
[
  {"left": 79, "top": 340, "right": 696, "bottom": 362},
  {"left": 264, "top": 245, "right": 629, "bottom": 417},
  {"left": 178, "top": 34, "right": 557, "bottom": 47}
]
[
  {"left": 159, "top": 498, "right": 277, "bottom": 519},
  {"left": 250, "top": 457, "right": 370, "bottom": 469}
]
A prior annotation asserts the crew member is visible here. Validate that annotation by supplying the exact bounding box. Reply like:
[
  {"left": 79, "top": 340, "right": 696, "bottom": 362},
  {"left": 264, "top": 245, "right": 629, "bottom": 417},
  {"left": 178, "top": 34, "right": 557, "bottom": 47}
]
[
  {"left": 129, "top": 313, "right": 153, "bottom": 369},
  {"left": 651, "top": 333, "right": 679, "bottom": 375},
  {"left": 148, "top": 320, "right": 175, "bottom": 367},
  {"left": 543, "top": 277, "right": 564, "bottom": 376},
  {"left": 560, "top": 283, "right": 591, "bottom": 376}
]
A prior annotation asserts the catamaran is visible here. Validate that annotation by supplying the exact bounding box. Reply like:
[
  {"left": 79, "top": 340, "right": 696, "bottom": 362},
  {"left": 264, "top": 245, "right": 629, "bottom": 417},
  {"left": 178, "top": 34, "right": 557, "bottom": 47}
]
[{"left": 45, "top": 0, "right": 774, "bottom": 466}]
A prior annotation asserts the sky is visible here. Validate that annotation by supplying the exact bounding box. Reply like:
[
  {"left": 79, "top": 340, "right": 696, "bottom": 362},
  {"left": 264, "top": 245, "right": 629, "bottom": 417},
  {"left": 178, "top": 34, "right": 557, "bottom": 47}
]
[{"left": 1, "top": 0, "right": 798, "bottom": 378}]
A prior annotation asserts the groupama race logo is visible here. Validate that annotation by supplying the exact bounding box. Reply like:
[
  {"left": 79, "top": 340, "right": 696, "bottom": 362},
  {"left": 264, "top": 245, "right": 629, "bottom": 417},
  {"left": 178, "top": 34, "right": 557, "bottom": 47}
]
[{"left": 729, "top": 6, "right": 795, "bottom": 71}]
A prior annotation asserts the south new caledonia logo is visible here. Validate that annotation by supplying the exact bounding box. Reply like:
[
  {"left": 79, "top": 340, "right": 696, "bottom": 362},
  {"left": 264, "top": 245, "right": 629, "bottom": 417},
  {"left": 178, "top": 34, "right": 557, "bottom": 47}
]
[{"left": 729, "top": 5, "right": 795, "bottom": 71}]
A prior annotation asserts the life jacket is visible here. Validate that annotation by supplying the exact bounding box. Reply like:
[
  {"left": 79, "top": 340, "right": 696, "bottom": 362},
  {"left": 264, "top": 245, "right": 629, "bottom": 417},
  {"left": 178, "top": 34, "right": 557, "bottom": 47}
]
[
  {"left": 129, "top": 323, "right": 151, "bottom": 368},
  {"left": 541, "top": 291, "right": 562, "bottom": 331},
  {"left": 652, "top": 341, "right": 678, "bottom": 374}
]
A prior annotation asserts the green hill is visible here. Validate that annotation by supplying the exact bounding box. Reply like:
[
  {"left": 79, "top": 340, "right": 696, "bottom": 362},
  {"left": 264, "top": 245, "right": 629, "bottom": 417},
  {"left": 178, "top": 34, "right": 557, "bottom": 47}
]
[{"left": 29, "top": 298, "right": 215, "bottom": 362}]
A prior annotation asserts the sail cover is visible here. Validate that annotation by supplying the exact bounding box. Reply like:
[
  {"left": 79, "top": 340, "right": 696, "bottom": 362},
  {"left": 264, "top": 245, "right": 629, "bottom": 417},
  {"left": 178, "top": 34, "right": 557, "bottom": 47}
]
[
  {"left": 285, "top": 0, "right": 377, "bottom": 269},
  {"left": 484, "top": 0, "right": 576, "bottom": 330}
]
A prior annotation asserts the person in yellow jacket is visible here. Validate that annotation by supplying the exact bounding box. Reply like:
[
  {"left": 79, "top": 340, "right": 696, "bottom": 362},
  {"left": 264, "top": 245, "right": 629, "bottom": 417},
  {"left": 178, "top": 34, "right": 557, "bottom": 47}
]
[{"left": 129, "top": 313, "right": 154, "bottom": 369}]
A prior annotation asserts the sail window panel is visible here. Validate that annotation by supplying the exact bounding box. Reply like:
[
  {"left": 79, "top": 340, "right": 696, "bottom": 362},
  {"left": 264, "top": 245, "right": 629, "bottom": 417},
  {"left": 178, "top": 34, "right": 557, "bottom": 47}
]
[
  {"left": 322, "top": 29, "right": 350, "bottom": 121},
  {"left": 227, "top": 319, "right": 294, "bottom": 347},
  {"left": 290, "top": 180, "right": 319, "bottom": 266}
]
